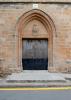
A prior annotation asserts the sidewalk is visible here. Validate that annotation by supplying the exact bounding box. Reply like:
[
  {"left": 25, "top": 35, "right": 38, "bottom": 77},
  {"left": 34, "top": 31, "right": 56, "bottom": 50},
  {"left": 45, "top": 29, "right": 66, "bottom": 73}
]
[{"left": 0, "top": 71, "right": 71, "bottom": 87}]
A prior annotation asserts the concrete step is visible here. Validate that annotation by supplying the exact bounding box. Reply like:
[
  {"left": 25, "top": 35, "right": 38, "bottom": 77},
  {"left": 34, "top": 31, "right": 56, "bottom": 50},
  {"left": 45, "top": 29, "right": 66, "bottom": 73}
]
[
  {"left": 0, "top": 71, "right": 71, "bottom": 87},
  {"left": 6, "top": 71, "right": 66, "bottom": 82}
]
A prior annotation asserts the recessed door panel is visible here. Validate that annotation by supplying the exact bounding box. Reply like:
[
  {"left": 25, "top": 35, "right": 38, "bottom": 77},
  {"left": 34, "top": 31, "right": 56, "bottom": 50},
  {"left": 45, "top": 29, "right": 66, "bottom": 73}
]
[{"left": 22, "top": 39, "right": 48, "bottom": 70}]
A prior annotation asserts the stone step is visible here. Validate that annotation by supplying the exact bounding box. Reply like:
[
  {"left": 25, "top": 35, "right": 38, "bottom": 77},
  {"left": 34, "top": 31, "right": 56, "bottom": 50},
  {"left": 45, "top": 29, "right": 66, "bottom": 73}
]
[{"left": 6, "top": 71, "right": 66, "bottom": 82}]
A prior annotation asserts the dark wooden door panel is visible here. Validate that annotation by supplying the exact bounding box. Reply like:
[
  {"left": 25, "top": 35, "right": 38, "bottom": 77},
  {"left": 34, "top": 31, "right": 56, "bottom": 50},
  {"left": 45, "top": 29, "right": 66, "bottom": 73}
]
[{"left": 22, "top": 39, "right": 48, "bottom": 70}]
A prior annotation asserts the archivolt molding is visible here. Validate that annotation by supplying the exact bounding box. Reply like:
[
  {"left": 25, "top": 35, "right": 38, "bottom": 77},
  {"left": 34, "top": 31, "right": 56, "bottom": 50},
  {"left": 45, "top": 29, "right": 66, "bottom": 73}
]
[
  {"left": 17, "top": 9, "right": 56, "bottom": 38},
  {"left": 16, "top": 9, "right": 56, "bottom": 68}
]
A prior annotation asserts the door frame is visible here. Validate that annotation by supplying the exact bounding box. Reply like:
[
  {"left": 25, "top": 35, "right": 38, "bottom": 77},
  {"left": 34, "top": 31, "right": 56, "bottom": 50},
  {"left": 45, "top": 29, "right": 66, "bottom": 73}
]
[{"left": 16, "top": 9, "right": 56, "bottom": 71}]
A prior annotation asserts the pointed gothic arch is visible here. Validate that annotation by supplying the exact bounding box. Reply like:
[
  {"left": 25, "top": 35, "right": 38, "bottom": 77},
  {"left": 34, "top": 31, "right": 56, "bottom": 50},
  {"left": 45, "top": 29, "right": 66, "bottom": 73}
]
[{"left": 16, "top": 9, "right": 56, "bottom": 70}]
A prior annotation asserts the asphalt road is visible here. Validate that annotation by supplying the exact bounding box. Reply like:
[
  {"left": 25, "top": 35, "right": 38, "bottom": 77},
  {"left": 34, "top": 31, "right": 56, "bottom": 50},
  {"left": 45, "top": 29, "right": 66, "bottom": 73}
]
[{"left": 0, "top": 89, "right": 71, "bottom": 100}]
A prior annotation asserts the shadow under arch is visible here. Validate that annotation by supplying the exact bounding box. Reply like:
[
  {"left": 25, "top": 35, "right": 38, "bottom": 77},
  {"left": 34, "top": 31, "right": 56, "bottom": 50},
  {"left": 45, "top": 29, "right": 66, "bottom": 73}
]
[{"left": 16, "top": 9, "right": 56, "bottom": 71}]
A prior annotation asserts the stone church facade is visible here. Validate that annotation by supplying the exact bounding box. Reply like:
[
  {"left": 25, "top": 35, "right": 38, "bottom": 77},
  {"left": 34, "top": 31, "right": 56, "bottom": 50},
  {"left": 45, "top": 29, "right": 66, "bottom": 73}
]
[{"left": 0, "top": 0, "right": 71, "bottom": 74}]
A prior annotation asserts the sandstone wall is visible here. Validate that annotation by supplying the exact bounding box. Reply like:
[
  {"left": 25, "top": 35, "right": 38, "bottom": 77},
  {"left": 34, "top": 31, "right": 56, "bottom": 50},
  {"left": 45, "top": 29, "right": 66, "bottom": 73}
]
[{"left": 0, "top": 2, "right": 71, "bottom": 73}]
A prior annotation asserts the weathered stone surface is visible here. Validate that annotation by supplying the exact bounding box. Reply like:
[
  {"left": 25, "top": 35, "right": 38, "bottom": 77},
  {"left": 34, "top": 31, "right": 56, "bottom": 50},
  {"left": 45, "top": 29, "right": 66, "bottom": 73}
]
[
  {"left": 0, "top": 67, "right": 12, "bottom": 77},
  {"left": 0, "top": 2, "right": 71, "bottom": 73}
]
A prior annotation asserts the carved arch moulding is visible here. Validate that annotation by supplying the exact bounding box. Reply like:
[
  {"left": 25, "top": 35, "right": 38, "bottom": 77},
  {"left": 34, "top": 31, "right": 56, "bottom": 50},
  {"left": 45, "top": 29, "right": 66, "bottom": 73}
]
[{"left": 16, "top": 9, "right": 56, "bottom": 71}]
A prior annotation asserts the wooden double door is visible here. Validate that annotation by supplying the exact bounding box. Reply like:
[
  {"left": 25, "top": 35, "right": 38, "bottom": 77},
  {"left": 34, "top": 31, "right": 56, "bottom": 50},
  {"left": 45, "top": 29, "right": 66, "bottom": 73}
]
[{"left": 22, "top": 39, "right": 48, "bottom": 70}]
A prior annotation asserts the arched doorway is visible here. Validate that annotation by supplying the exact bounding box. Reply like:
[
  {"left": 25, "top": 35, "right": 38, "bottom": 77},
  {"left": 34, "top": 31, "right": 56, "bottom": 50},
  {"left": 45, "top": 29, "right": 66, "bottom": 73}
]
[{"left": 17, "top": 9, "right": 55, "bottom": 70}]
